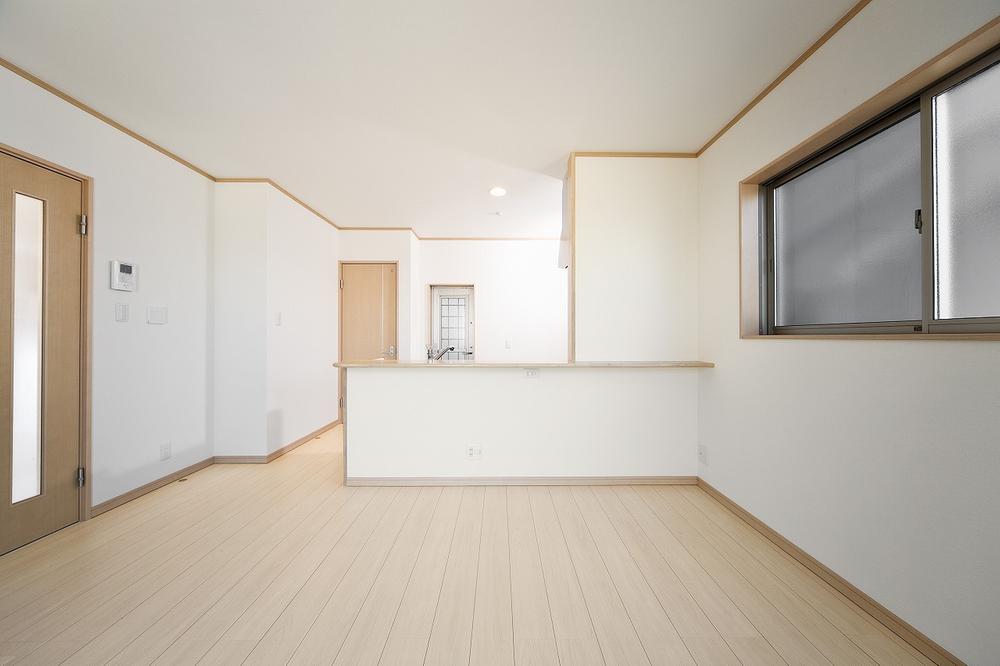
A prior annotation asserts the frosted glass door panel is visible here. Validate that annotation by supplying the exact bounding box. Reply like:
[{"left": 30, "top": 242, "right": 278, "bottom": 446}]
[
  {"left": 12, "top": 193, "right": 44, "bottom": 504},
  {"left": 774, "top": 114, "right": 922, "bottom": 326},
  {"left": 933, "top": 62, "right": 1000, "bottom": 319}
]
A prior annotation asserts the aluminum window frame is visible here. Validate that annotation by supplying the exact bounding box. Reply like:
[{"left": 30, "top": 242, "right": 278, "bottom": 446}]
[{"left": 761, "top": 47, "right": 1000, "bottom": 336}]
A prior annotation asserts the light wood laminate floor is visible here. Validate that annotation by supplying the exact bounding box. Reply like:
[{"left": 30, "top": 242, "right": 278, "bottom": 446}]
[{"left": 0, "top": 426, "right": 930, "bottom": 665}]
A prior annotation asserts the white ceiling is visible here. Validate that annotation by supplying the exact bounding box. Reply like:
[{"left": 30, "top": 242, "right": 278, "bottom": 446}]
[{"left": 0, "top": 0, "right": 855, "bottom": 238}]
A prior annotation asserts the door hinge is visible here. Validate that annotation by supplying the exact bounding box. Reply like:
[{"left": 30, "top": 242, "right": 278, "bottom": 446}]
[
  {"left": 76, "top": 467, "right": 86, "bottom": 487},
  {"left": 79, "top": 214, "right": 88, "bottom": 236},
  {"left": 914, "top": 209, "right": 923, "bottom": 234}
]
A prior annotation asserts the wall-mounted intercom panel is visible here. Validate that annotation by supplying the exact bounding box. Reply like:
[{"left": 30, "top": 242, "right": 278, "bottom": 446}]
[{"left": 110, "top": 260, "right": 137, "bottom": 291}]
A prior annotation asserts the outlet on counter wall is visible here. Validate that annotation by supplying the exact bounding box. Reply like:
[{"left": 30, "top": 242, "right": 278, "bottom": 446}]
[{"left": 466, "top": 445, "right": 482, "bottom": 460}]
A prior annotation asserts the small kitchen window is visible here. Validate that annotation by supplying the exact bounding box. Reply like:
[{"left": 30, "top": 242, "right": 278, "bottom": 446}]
[{"left": 430, "top": 285, "right": 475, "bottom": 360}]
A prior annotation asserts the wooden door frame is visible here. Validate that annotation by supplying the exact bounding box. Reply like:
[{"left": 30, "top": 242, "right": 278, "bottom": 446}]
[
  {"left": 1, "top": 143, "right": 93, "bottom": 522},
  {"left": 337, "top": 260, "right": 399, "bottom": 421}
]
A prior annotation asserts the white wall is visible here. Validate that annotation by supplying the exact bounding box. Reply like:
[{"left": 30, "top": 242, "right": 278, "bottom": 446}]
[
  {"left": 265, "top": 187, "right": 340, "bottom": 454},
  {"left": 0, "top": 66, "right": 214, "bottom": 505},
  {"left": 574, "top": 156, "right": 699, "bottom": 361},
  {"left": 417, "top": 240, "right": 568, "bottom": 362},
  {"left": 213, "top": 183, "right": 268, "bottom": 457},
  {"left": 696, "top": 2, "right": 1000, "bottom": 663},
  {"left": 214, "top": 182, "right": 341, "bottom": 458},
  {"left": 346, "top": 367, "right": 698, "bottom": 480}
]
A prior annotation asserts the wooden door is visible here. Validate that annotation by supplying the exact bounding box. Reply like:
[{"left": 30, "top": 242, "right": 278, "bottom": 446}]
[
  {"left": 341, "top": 263, "right": 398, "bottom": 361},
  {"left": 0, "top": 150, "right": 84, "bottom": 555}
]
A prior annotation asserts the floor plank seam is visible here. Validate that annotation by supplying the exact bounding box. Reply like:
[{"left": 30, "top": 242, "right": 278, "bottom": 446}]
[
  {"left": 372, "top": 488, "right": 444, "bottom": 666},
  {"left": 243, "top": 484, "right": 377, "bottom": 665},
  {"left": 327, "top": 488, "right": 422, "bottom": 665},
  {"left": 416, "top": 487, "right": 465, "bottom": 666}
]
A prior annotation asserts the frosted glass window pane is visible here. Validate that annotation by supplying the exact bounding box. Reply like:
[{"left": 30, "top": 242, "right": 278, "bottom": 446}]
[
  {"left": 12, "top": 194, "right": 44, "bottom": 504},
  {"left": 774, "top": 113, "right": 922, "bottom": 326},
  {"left": 934, "top": 62, "right": 1000, "bottom": 319}
]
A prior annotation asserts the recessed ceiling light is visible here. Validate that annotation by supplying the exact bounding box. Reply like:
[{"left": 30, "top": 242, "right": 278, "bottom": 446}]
[{"left": 489, "top": 186, "right": 507, "bottom": 197}]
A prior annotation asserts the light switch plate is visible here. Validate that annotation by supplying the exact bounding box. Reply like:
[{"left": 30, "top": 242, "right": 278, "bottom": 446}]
[{"left": 146, "top": 305, "right": 168, "bottom": 325}]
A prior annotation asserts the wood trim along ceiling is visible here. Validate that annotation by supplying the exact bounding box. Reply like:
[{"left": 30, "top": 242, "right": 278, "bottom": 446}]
[
  {"left": 695, "top": 0, "right": 874, "bottom": 156},
  {"left": 0, "top": 57, "right": 557, "bottom": 241},
  {"left": 2, "top": 0, "right": 871, "bottom": 237},
  {"left": 92, "top": 419, "right": 341, "bottom": 515},
  {"left": 569, "top": 151, "right": 697, "bottom": 158},
  {"left": 697, "top": 479, "right": 964, "bottom": 666},
  {"left": 742, "top": 13, "right": 1000, "bottom": 186},
  {"left": 0, "top": 56, "right": 215, "bottom": 180},
  {"left": 567, "top": 1, "right": 874, "bottom": 160}
]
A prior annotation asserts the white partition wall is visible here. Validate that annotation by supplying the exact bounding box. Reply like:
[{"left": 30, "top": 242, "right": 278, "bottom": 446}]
[
  {"left": 345, "top": 366, "right": 699, "bottom": 482},
  {"left": 573, "top": 156, "right": 699, "bottom": 361},
  {"left": 213, "top": 183, "right": 269, "bottom": 458},
  {"left": 214, "top": 182, "right": 340, "bottom": 459},
  {"left": 264, "top": 188, "right": 340, "bottom": 455}
]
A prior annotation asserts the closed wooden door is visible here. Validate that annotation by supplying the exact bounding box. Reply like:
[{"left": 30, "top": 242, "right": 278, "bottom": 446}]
[
  {"left": 340, "top": 263, "right": 397, "bottom": 361},
  {"left": 0, "top": 150, "right": 84, "bottom": 555}
]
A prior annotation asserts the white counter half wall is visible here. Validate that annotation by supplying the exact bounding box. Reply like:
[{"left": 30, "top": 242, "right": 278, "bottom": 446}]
[{"left": 342, "top": 364, "right": 707, "bottom": 483}]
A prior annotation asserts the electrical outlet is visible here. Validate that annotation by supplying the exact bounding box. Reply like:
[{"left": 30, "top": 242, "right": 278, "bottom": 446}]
[
  {"left": 465, "top": 445, "right": 482, "bottom": 460},
  {"left": 160, "top": 443, "right": 172, "bottom": 461},
  {"left": 504, "top": 339, "right": 512, "bottom": 349},
  {"left": 525, "top": 368, "right": 539, "bottom": 379},
  {"left": 698, "top": 445, "right": 708, "bottom": 465}
]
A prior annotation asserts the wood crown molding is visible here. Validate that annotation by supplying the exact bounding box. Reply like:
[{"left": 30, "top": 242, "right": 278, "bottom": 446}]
[
  {"left": 0, "top": 56, "right": 216, "bottom": 180},
  {"left": 697, "top": 479, "right": 965, "bottom": 666},
  {"left": 2, "top": 0, "right": 876, "bottom": 241},
  {"left": 570, "top": 151, "right": 697, "bottom": 159},
  {"left": 0, "top": 58, "right": 557, "bottom": 242},
  {"left": 695, "top": 0, "right": 873, "bottom": 156},
  {"left": 569, "top": 1, "right": 874, "bottom": 159},
  {"left": 742, "top": 13, "right": 1000, "bottom": 186}
]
